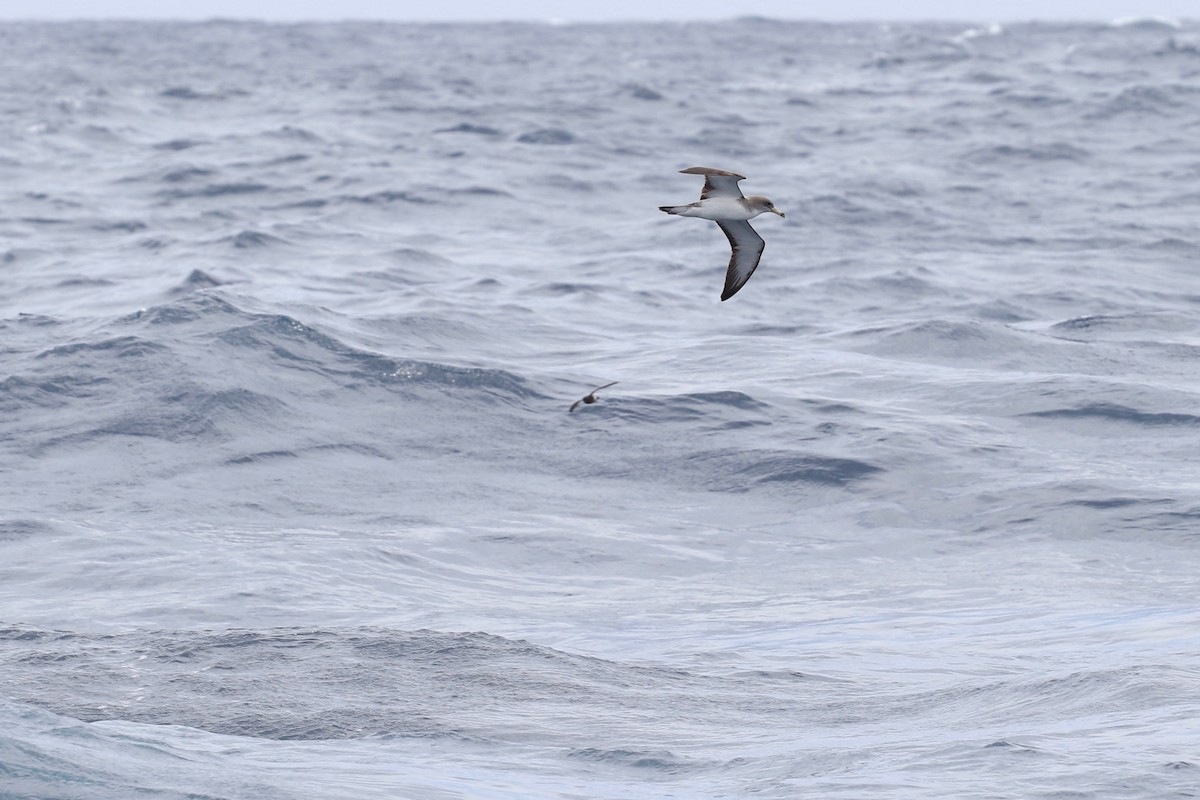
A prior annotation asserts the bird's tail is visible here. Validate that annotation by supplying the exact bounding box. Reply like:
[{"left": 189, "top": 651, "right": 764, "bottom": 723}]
[{"left": 659, "top": 205, "right": 689, "bottom": 215}]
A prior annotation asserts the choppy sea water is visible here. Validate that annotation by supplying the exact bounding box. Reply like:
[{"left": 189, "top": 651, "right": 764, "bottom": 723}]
[{"left": 3, "top": 16, "right": 1200, "bottom": 799}]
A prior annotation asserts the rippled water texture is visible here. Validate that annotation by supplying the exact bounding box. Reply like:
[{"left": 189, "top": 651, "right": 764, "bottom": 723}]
[{"left": 2, "top": 18, "right": 1200, "bottom": 800}]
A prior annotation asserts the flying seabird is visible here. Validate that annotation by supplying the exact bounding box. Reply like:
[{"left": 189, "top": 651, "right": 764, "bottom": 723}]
[
  {"left": 569, "top": 381, "right": 618, "bottom": 413},
  {"left": 659, "top": 167, "right": 785, "bottom": 301}
]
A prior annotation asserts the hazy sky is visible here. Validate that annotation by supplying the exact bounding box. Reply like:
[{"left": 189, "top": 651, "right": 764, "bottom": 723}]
[{"left": 3, "top": 1, "right": 1197, "bottom": 21}]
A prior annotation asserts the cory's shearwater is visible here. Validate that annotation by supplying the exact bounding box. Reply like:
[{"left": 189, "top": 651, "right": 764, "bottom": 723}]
[{"left": 659, "top": 167, "right": 785, "bottom": 301}]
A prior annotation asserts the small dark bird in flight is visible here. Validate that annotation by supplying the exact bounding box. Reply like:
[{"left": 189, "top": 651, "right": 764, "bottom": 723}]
[{"left": 569, "top": 381, "right": 618, "bottom": 413}]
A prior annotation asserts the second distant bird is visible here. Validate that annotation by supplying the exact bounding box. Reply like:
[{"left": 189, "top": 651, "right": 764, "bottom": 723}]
[{"left": 659, "top": 167, "right": 785, "bottom": 301}]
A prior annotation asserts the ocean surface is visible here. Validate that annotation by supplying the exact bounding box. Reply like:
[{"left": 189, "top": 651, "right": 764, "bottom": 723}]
[{"left": 2, "top": 16, "right": 1200, "bottom": 799}]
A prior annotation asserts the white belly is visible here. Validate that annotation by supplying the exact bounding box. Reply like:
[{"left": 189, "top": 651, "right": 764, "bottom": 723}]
[{"left": 679, "top": 197, "right": 759, "bottom": 221}]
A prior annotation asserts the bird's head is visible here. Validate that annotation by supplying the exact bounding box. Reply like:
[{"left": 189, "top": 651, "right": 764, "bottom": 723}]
[{"left": 749, "top": 196, "right": 786, "bottom": 217}]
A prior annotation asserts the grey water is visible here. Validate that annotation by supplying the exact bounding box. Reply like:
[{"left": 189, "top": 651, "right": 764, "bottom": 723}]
[{"left": 2, "top": 16, "right": 1200, "bottom": 799}]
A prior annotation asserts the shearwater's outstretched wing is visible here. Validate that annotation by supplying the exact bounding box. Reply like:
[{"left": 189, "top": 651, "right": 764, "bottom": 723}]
[
  {"left": 715, "top": 220, "right": 765, "bottom": 301},
  {"left": 679, "top": 166, "right": 746, "bottom": 200}
]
